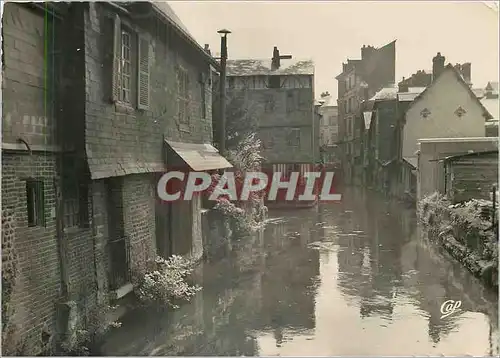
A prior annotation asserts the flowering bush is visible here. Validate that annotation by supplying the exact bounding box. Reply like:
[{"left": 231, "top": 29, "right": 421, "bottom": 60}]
[
  {"left": 135, "top": 255, "right": 202, "bottom": 309},
  {"left": 213, "top": 198, "right": 255, "bottom": 235},
  {"left": 226, "top": 132, "right": 264, "bottom": 173}
]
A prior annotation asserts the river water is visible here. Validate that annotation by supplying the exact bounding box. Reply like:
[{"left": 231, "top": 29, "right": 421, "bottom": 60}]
[{"left": 99, "top": 187, "right": 499, "bottom": 356}]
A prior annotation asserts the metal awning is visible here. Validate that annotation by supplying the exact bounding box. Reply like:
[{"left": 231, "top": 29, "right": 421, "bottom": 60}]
[{"left": 165, "top": 140, "right": 233, "bottom": 171}]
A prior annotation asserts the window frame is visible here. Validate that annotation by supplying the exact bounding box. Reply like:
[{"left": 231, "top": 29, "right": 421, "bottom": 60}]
[
  {"left": 26, "top": 179, "right": 45, "bottom": 227},
  {"left": 176, "top": 65, "right": 190, "bottom": 124},
  {"left": 110, "top": 14, "right": 151, "bottom": 110},
  {"left": 288, "top": 128, "right": 301, "bottom": 147}
]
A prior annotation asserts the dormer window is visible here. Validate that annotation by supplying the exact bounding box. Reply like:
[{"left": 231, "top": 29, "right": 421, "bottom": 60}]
[
  {"left": 454, "top": 106, "right": 466, "bottom": 118},
  {"left": 420, "top": 108, "right": 431, "bottom": 119}
]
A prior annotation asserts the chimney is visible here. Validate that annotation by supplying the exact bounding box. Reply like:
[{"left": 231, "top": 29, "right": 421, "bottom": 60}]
[
  {"left": 432, "top": 52, "right": 445, "bottom": 82},
  {"left": 398, "top": 77, "right": 409, "bottom": 93},
  {"left": 271, "top": 46, "right": 280, "bottom": 70},
  {"left": 461, "top": 62, "right": 471, "bottom": 86},
  {"left": 204, "top": 44, "right": 211, "bottom": 56},
  {"left": 361, "top": 45, "right": 376, "bottom": 61}
]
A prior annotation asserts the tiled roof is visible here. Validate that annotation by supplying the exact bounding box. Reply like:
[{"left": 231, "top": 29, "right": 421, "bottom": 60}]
[{"left": 226, "top": 58, "right": 314, "bottom": 76}]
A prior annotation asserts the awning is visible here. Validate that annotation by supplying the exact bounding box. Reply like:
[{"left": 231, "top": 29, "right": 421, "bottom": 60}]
[
  {"left": 403, "top": 156, "right": 418, "bottom": 169},
  {"left": 165, "top": 140, "right": 233, "bottom": 171}
]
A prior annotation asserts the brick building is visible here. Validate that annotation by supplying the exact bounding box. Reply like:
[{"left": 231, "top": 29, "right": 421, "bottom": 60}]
[
  {"left": 225, "top": 47, "right": 318, "bottom": 207},
  {"left": 1, "top": 2, "right": 230, "bottom": 354},
  {"left": 335, "top": 41, "right": 396, "bottom": 185}
]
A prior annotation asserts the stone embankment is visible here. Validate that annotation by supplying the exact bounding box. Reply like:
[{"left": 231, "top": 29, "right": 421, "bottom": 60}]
[{"left": 418, "top": 193, "right": 498, "bottom": 289}]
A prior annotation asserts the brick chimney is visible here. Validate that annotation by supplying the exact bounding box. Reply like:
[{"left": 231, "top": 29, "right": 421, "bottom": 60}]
[
  {"left": 398, "top": 77, "right": 409, "bottom": 93},
  {"left": 361, "top": 45, "right": 376, "bottom": 61},
  {"left": 204, "top": 44, "right": 211, "bottom": 56},
  {"left": 271, "top": 46, "right": 280, "bottom": 70},
  {"left": 432, "top": 52, "right": 445, "bottom": 82},
  {"left": 461, "top": 62, "right": 471, "bottom": 86}
]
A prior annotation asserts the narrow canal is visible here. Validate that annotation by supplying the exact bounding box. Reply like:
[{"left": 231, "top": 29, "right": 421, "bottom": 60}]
[{"left": 99, "top": 188, "right": 499, "bottom": 356}]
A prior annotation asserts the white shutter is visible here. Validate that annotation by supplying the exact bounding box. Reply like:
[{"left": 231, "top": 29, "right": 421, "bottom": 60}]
[{"left": 137, "top": 34, "right": 151, "bottom": 110}]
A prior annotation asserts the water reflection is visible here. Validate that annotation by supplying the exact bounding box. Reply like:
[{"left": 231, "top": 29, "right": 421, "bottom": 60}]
[{"left": 99, "top": 187, "right": 498, "bottom": 356}]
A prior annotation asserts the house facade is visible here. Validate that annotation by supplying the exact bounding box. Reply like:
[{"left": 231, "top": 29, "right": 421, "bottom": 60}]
[
  {"left": 317, "top": 95, "right": 339, "bottom": 147},
  {"left": 335, "top": 41, "right": 396, "bottom": 186},
  {"left": 2, "top": 2, "right": 229, "bottom": 355},
  {"left": 402, "top": 60, "right": 493, "bottom": 167},
  {"left": 225, "top": 47, "right": 318, "bottom": 207}
]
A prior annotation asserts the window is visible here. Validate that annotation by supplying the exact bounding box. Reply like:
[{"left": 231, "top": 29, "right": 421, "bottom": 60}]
[
  {"left": 26, "top": 180, "right": 45, "bottom": 227},
  {"left": 176, "top": 66, "right": 189, "bottom": 123},
  {"left": 265, "top": 95, "right": 275, "bottom": 112},
  {"left": 111, "top": 15, "right": 151, "bottom": 109},
  {"left": 286, "top": 91, "right": 297, "bottom": 112},
  {"left": 228, "top": 77, "right": 235, "bottom": 89},
  {"left": 201, "top": 79, "right": 206, "bottom": 119},
  {"left": 268, "top": 75, "right": 281, "bottom": 89},
  {"left": 288, "top": 128, "right": 300, "bottom": 147},
  {"left": 119, "top": 29, "right": 132, "bottom": 104}
]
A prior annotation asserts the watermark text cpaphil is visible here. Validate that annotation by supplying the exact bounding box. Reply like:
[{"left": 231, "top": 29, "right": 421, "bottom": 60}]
[{"left": 156, "top": 170, "right": 342, "bottom": 202}]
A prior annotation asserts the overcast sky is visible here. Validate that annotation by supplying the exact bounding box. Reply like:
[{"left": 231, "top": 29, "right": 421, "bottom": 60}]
[{"left": 169, "top": 1, "right": 499, "bottom": 99}]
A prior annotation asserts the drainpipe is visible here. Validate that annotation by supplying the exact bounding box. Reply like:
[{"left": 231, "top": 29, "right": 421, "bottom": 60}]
[{"left": 217, "top": 29, "right": 231, "bottom": 156}]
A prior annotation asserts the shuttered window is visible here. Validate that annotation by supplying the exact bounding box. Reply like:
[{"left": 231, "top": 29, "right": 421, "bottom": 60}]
[
  {"left": 176, "top": 66, "right": 189, "bottom": 123},
  {"left": 201, "top": 77, "right": 206, "bottom": 119},
  {"left": 137, "top": 34, "right": 151, "bottom": 109},
  {"left": 111, "top": 14, "right": 151, "bottom": 110}
]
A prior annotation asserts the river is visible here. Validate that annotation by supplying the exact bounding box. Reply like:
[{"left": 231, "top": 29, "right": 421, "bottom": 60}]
[{"left": 99, "top": 187, "right": 499, "bottom": 356}]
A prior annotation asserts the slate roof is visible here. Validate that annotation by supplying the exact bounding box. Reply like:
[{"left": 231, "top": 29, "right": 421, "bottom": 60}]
[
  {"left": 317, "top": 95, "right": 336, "bottom": 107},
  {"left": 472, "top": 88, "right": 485, "bottom": 98},
  {"left": 481, "top": 97, "right": 499, "bottom": 120},
  {"left": 226, "top": 58, "right": 314, "bottom": 77},
  {"left": 367, "top": 86, "right": 425, "bottom": 102},
  {"left": 144, "top": 2, "right": 219, "bottom": 69},
  {"left": 404, "top": 64, "right": 493, "bottom": 120},
  {"left": 403, "top": 156, "right": 418, "bottom": 169},
  {"left": 397, "top": 88, "right": 427, "bottom": 102},
  {"left": 486, "top": 81, "right": 499, "bottom": 95}
]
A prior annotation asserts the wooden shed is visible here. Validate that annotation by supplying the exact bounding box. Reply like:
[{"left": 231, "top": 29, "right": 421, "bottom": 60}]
[{"left": 443, "top": 150, "right": 498, "bottom": 203}]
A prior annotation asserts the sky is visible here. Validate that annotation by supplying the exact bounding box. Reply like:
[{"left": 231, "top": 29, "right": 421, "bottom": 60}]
[{"left": 169, "top": 1, "right": 499, "bottom": 100}]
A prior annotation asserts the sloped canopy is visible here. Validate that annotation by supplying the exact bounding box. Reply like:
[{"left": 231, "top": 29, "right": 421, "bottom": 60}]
[{"left": 165, "top": 140, "right": 233, "bottom": 171}]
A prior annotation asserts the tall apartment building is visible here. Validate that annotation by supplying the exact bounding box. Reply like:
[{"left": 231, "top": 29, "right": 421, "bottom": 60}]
[{"left": 335, "top": 41, "right": 396, "bottom": 185}]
